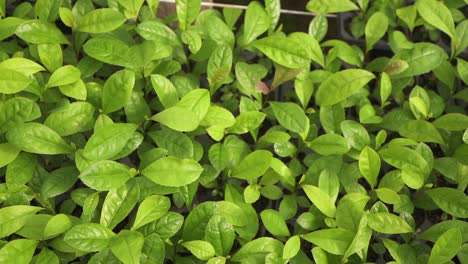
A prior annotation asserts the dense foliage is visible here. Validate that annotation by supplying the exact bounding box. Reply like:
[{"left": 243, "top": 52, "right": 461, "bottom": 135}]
[{"left": 0, "top": 0, "right": 468, "bottom": 263}]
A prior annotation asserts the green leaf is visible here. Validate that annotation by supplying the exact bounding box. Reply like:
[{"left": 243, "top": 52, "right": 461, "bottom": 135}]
[
  {"left": 270, "top": 102, "right": 309, "bottom": 134},
  {"left": 359, "top": 146, "right": 381, "bottom": 188},
  {"left": 454, "top": 20, "right": 468, "bottom": 56},
  {"left": 296, "top": 212, "right": 322, "bottom": 231},
  {"left": 244, "top": 184, "right": 261, "bottom": 203},
  {"left": 198, "top": 16, "right": 235, "bottom": 47},
  {"left": 223, "top": 8, "right": 243, "bottom": 29},
  {"left": 457, "top": 58, "right": 468, "bottom": 85},
  {"left": 6, "top": 152, "right": 37, "bottom": 188},
  {"left": 231, "top": 237, "right": 283, "bottom": 262},
  {"left": 45, "top": 102, "right": 95, "bottom": 136},
  {"left": 396, "top": 5, "right": 417, "bottom": 31},
  {"left": 0, "top": 97, "right": 41, "bottom": 132},
  {"left": 253, "top": 36, "right": 310, "bottom": 68},
  {"left": 182, "top": 240, "right": 215, "bottom": 260},
  {"left": 207, "top": 45, "right": 233, "bottom": 90},
  {"left": 415, "top": 0, "right": 456, "bottom": 40},
  {"left": 320, "top": 105, "right": 344, "bottom": 134},
  {"left": 79, "top": 160, "right": 132, "bottom": 191},
  {"left": 59, "top": 7, "right": 73, "bottom": 27},
  {"left": 367, "top": 212, "right": 413, "bottom": 234},
  {"left": 312, "top": 247, "right": 328, "bottom": 264},
  {"left": 0, "top": 68, "right": 32, "bottom": 94},
  {"left": 433, "top": 113, "right": 468, "bottom": 131},
  {"left": 290, "top": 32, "right": 325, "bottom": 67},
  {"left": 41, "top": 166, "right": 79, "bottom": 198},
  {"left": 426, "top": 187, "right": 468, "bottom": 218},
  {"left": 309, "top": 134, "right": 350, "bottom": 156},
  {"left": 182, "top": 30, "right": 202, "bottom": 53},
  {"left": 231, "top": 150, "right": 273, "bottom": 180},
  {"left": 176, "top": 89, "right": 211, "bottom": 122},
  {"left": 201, "top": 106, "right": 235, "bottom": 128},
  {"left": 308, "top": 15, "right": 328, "bottom": 42},
  {"left": 265, "top": 0, "right": 280, "bottom": 33},
  {"left": 76, "top": 8, "right": 126, "bottom": 33},
  {"left": 110, "top": 230, "right": 144, "bottom": 264},
  {"left": 392, "top": 43, "right": 447, "bottom": 78},
  {"left": 340, "top": 120, "right": 370, "bottom": 150},
  {"left": 46, "top": 65, "right": 81, "bottom": 88},
  {"left": 175, "top": 0, "right": 201, "bottom": 31},
  {"left": 428, "top": 228, "right": 462, "bottom": 264},
  {"left": 141, "top": 233, "right": 165, "bottom": 264},
  {"left": 136, "top": 20, "right": 179, "bottom": 45},
  {"left": 295, "top": 71, "right": 315, "bottom": 108},
  {"left": 420, "top": 220, "right": 468, "bottom": 242},
  {"left": 380, "top": 72, "right": 392, "bottom": 104},
  {"left": 101, "top": 180, "right": 140, "bottom": 229},
  {"left": 318, "top": 169, "right": 339, "bottom": 202},
  {"left": 141, "top": 156, "right": 203, "bottom": 187},
  {"left": 302, "top": 228, "right": 354, "bottom": 255},
  {"left": 271, "top": 158, "right": 294, "bottom": 188},
  {"left": 375, "top": 188, "right": 401, "bottom": 204},
  {"left": 36, "top": 248, "right": 59, "bottom": 264},
  {"left": 0, "top": 17, "right": 25, "bottom": 41},
  {"left": 151, "top": 106, "right": 200, "bottom": 132},
  {"left": 6, "top": 122, "right": 73, "bottom": 154},
  {"left": 0, "top": 143, "right": 20, "bottom": 168},
  {"left": 43, "top": 214, "right": 72, "bottom": 238},
  {"left": 365, "top": 12, "right": 388, "bottom": 52},
  {"left": 151, "top": 74, "right": 179, "bottom": 109},
  {"left": 155, "top": 212, "right": 184, "bottom": 240},
  {"left": 102, "top": 70, "right": 135, "bottom": 114},
  {"left": 208, "top": 143, "right": 229, "bottom": 171},
  {"left": 0, "top": 205, "right": 42, "bottom": 238},
  {"left": 0, "top": 239, "right": 37, "bottom": 263},
  {"left": 302, "top": 185, "right": 336, "bottom": 217},
  {"left": 0, "top": 57, "right": 45, "bottom": 75},
  {"left": 15, "top": 20, "right": 68, "bottom": 44},
  {"left": 64, "top": 223, "right": 115, "bottom": 252},
  {"left": 35, "top": 0, "right": 61, "bottom": 22},
  {"left": 83, "top": 36, "right": 130, "bottom": 67},
  {"left": 38, "top": 43, "right": 62, "bottom": 72},
  {"left": 83, "top": 192, "right": 100, "bottom": 216},
  {"left": 133, "top": 195, "right": 170, "bottom": 230},
  {"left": 205, "top": 215, "right": 235, "bottom": 256},
  {"left": 399, "top": 120, "right": 444, "bottom": 144},
  {"left": 315, "top": 69, "right": 375, "bottom": 106},
  {"left": 214, "top": 201, "right": 249, "bottom": 227},
  {"left": 283, "top": 235, "right": 300, "bottom": 260},
  {"left": 83, "top": 123, "right": 138, "bottom": 160},
  {"left": 261, "top": 209, "right": 290, "bottom": 237},
  {"left": 15, "top": 214, "right": 51, "bottom": 240},
  {"left": 149, "top": 128, "right": 194, "bottom": 159},
  {"left": 306, "top": 0, "right": 358, "bottom": 14},
  {"left": 343, "top": 213, "right": 372, "bottom": 259},
  {"left": 59, "top": 80, "right": 87, "bottom": 100},
  {"left": 243, "top": 1, "right": 269, "bottom": 45},
  {"left": 379, "top": 146, "right": 429, "bottom": 189},
  {"left": 228, "top": 111, "right": 266, "bottom": 135}
]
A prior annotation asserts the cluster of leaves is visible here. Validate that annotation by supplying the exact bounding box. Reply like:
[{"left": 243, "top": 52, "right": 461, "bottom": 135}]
[{"left": 0, "top": 0, "right": 467, "bottom": 263}]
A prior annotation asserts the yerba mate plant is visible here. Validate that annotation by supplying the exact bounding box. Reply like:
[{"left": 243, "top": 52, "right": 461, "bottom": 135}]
[{"left": 0, "top": 0, "right": 467, "bottom": 263}]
